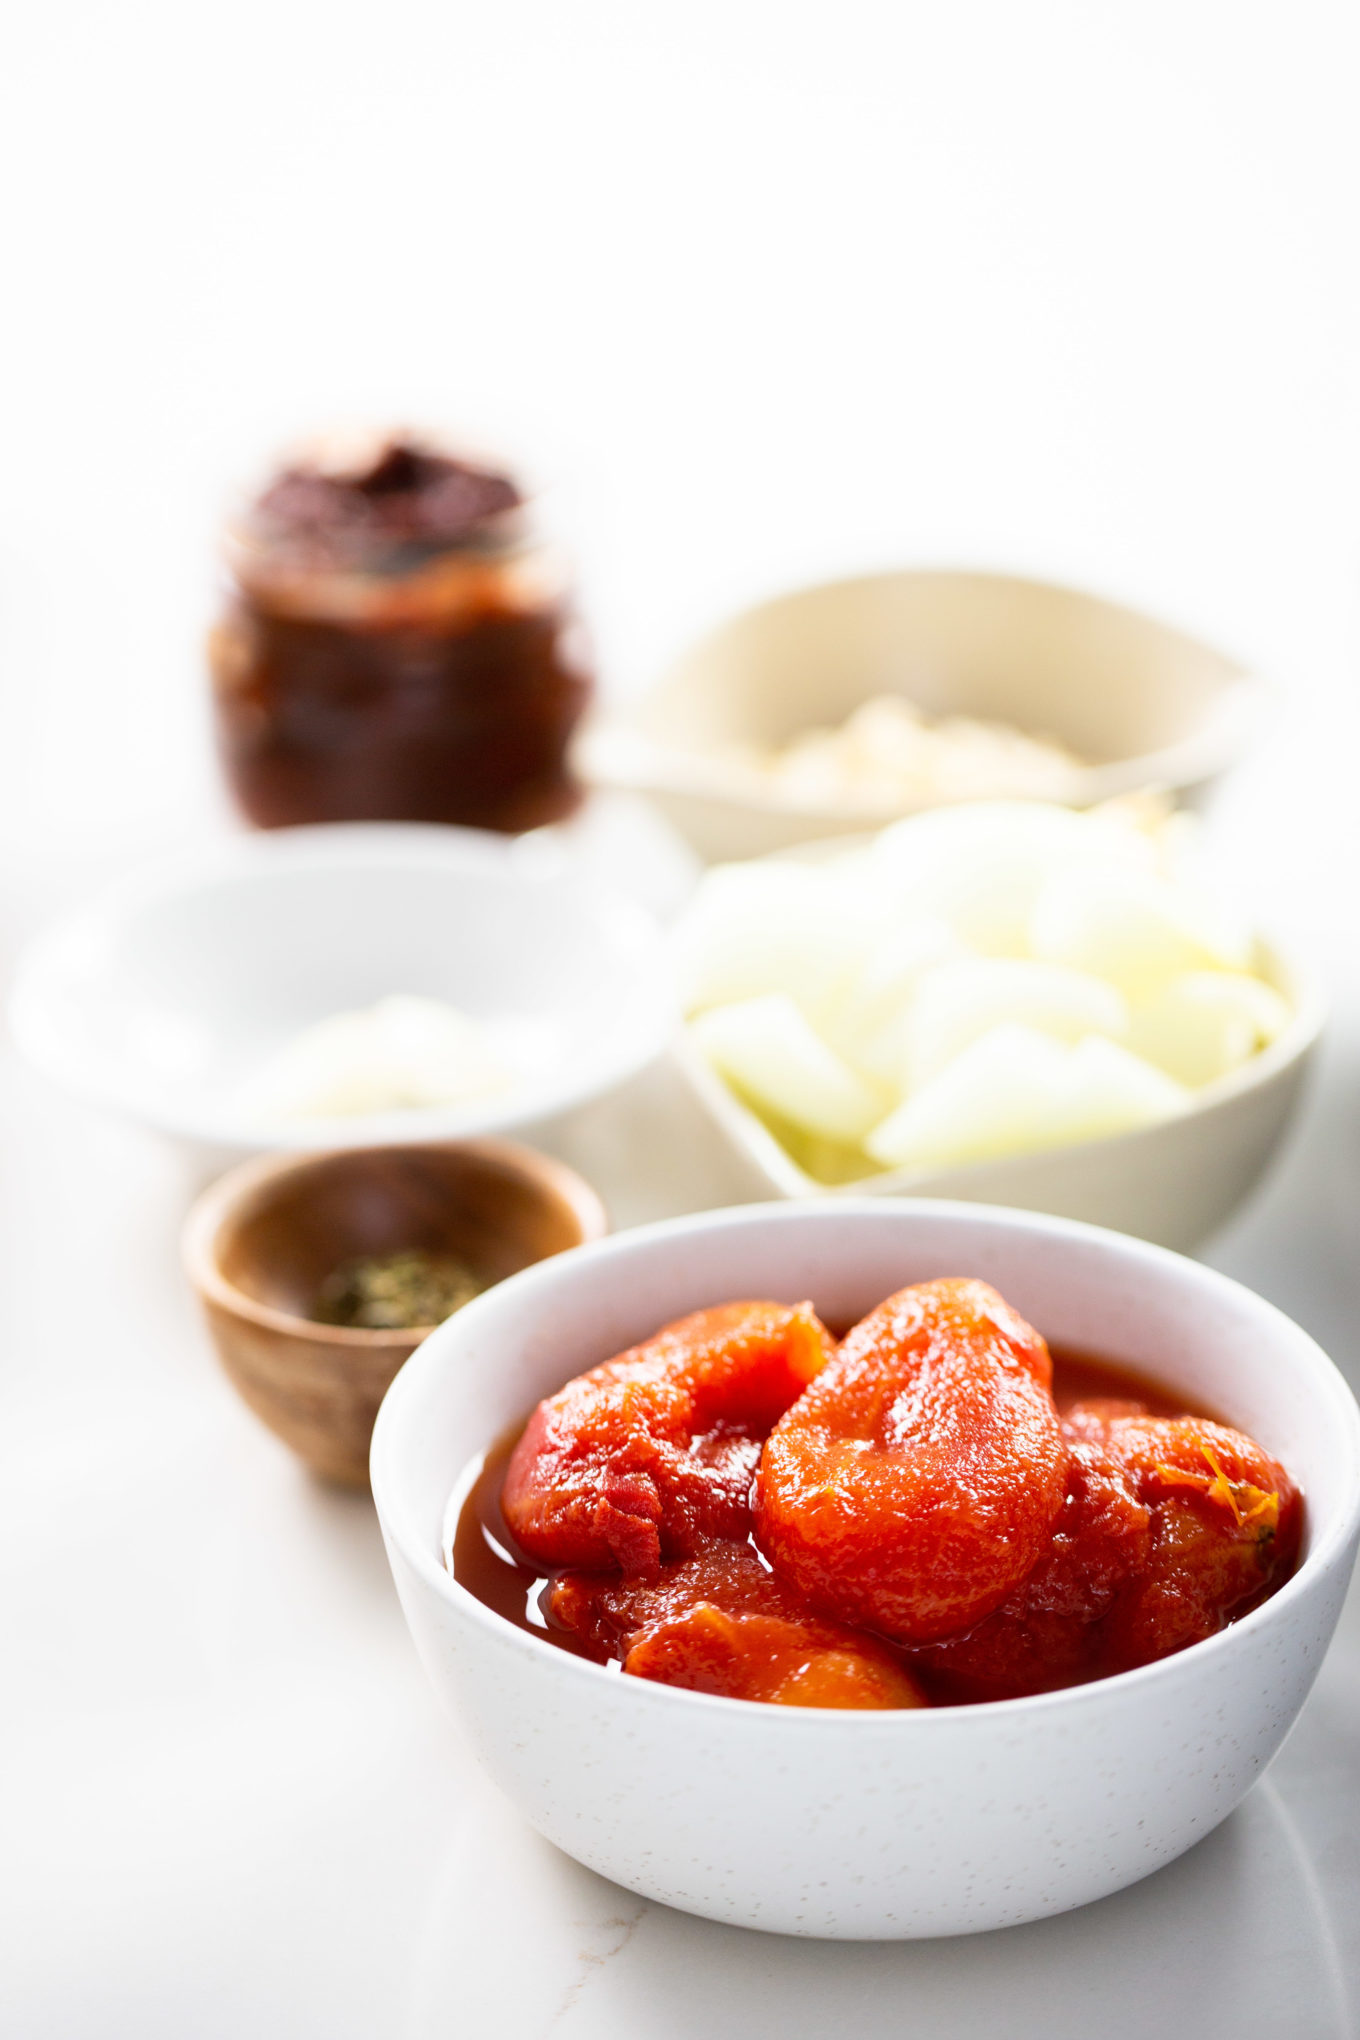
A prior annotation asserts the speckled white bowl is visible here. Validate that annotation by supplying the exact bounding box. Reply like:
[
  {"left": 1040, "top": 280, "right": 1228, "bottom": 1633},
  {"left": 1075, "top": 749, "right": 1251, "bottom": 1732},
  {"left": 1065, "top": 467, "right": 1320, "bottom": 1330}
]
[{"left": 371, "top": 1201, "right": 1360, "bottom": 1939}]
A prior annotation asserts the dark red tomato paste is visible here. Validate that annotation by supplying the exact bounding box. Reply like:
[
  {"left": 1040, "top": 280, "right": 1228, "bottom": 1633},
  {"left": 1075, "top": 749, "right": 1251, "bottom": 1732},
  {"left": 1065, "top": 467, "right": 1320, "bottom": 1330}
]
[{"left": 209, "top": 439, "right": 592, "bottom": 833}]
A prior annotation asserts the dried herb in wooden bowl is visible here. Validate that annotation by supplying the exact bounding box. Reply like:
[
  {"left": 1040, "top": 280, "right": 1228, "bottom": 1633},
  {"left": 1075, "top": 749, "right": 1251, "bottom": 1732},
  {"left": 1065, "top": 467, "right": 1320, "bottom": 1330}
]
[{"left": 314, "top": 1249, "right": 485, "bottom": 1331}]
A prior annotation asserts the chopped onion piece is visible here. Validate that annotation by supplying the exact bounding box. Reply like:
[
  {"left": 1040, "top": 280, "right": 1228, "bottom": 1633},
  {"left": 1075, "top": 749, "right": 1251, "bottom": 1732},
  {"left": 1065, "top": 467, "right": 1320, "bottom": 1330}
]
[
  {"left": 865, "top": 1024, "right": 1073, "bottom": 1169},
  {"left": 691, "top": 995, "right": 886, "bottom": 1142},
  {"left": 866, "top": 1026, "right": 1188, "bottom": 1171},
  {"left": 818, "top": 917, "right": 965, "bottom": 1084},
  {"left": 1045, "top": 1035, "right": 1191, "bottom": 1146},
  {"left": 905, "top": 958, "right": 1130, "bottom": 1088},
  {"left": 1031, "top": 865, "right": 1252, "bottom": 997},
  {"left": 674, "top": 861, "right": 880, "bottom": 1020},
  {"left": 1127, "top": 972, "right": 1291, "bottom": 1086},
  {"left": 869, "top": 802, "right": 1104, "bottom": 955}
]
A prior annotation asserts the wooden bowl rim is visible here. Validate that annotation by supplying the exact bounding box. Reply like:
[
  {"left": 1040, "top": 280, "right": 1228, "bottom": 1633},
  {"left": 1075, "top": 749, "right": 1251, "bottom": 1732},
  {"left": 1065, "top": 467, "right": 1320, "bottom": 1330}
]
[{"left": 181, "top": 1136, "right": 608, "bottom": 1348}]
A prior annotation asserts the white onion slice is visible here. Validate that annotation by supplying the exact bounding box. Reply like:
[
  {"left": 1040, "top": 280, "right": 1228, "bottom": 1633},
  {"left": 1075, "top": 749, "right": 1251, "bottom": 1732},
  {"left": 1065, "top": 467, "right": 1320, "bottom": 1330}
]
[
  {"left": 1031, "top": 864, "right": 1252, "bottom": 997},
  {"left": 674, "top": 861, "right": 881, "bottom": 1020},
  {"left": 866, "top": 1025, "right": 1188, "bottom": 1171},
  {"left": 905, "top": 957, "right": 1130, "bottom": 1088},
  {"left": 868, "top": 802, "right": 1103, "bottom": 955},
  {"left": 1127, "top": 971, "right": 1291, "bottom": 1086},
  {"left": 691, "top": 994, "right": 886, "bottom": 1142}
]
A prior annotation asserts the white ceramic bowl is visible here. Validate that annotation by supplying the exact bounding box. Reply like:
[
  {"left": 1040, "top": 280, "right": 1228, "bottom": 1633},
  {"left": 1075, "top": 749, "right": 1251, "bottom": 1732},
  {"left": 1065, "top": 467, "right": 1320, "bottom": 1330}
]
[
  {"left": 371, "top": 1200, "right": 1360, "bottom": 1940},
  {"left": 8, "top": 823, "right": 674, "bottom": 1157},
  {"left": 582, "top": 569, "right": 1267, "bottom": 862},
  {"left": 674, "top": 934, "right": 1324, "bottom": 1251}
]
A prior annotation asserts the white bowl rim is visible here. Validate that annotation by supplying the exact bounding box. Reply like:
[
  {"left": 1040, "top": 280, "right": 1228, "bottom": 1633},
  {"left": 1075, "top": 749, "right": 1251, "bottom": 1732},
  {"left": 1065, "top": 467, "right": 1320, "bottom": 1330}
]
[
  {"left": 371, "top": 1195, "right": 1360, "bottom": 1729},
  {"left": 8, "top": 821, "right": 675, "bottom": 1149}
]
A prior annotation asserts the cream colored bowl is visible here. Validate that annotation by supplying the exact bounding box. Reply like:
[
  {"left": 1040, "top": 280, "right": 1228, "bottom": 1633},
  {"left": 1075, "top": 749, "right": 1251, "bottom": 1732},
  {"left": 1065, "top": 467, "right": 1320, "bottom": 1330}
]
[
  {"left": 583, "top": 569, "right": 1266, "bottom": 862},
  {"left": 674, "top": 933, "right": 1323, "bottom": 1252}
]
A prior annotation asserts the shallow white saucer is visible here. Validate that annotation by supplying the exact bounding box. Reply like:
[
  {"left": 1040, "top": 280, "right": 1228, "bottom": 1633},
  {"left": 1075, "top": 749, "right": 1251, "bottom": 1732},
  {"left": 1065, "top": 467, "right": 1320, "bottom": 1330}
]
[{"left": 9, "top": 823, "right": 675, "bottom": 1157}]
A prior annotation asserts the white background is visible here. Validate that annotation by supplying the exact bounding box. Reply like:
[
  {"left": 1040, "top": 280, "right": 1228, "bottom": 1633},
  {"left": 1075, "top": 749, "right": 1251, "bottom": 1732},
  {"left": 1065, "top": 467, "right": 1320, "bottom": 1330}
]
[{"left": 4, "top": 5, "right": 1360, "bottom": 2035}]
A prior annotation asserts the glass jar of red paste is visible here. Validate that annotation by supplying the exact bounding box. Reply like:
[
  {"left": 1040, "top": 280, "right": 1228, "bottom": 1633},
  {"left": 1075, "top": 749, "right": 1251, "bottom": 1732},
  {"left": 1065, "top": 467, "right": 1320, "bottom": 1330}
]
[{"left": 208, "top": 438, "right": 593, "bottom": 832}]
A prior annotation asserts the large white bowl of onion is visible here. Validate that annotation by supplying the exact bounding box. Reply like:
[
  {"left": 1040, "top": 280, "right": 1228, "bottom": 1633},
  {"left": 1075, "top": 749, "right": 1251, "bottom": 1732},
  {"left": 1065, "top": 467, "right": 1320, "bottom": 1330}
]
[{"left": 674, "top": 799, "right": 1323, "bottom": 1249}]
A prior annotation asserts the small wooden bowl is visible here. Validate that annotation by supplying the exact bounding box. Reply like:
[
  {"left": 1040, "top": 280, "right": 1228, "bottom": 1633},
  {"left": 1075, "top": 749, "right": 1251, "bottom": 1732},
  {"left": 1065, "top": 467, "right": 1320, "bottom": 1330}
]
[{"left": 183, "top": 1139, "right": 607, "bottom": 1487}]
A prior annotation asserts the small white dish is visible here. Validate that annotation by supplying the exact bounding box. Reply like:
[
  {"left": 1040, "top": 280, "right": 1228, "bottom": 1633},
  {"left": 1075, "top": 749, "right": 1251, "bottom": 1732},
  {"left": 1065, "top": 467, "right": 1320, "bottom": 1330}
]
[
  {"left": 582, "top": 568, "right": 1267, "bottom": 862},
  {"left": 9, "top": 823, "right": 674, "bottom": 1157},
  {"left": 371, "top": 1199, "right": 1360, "bottom": 1940},
  {"left": 675, "top": 933, "right": 1324, "bottom": 1251}
]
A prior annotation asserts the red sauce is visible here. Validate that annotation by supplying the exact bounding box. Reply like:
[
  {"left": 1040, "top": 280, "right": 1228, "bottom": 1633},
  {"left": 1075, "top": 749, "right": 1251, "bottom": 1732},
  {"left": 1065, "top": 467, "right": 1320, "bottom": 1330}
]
[
  {"left": 449, "top": 1340, "right": 1297, "bottom": 1706},
  {"left": 209, "top": 440, "right": 592, "bottom": 833},
  {"left": 450, "top": 1349, "right": 1182, "bottom": 1633}
]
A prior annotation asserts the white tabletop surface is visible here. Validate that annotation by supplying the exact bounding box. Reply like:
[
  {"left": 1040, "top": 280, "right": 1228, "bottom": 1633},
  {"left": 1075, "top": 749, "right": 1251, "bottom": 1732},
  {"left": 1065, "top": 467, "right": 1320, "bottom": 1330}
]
[
  {"left": 5, "top": 4, "right": 1360, "bottom": 2034},
  {"left": 4, "top": 775, "right": 1360, "bottom": 2040}
]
